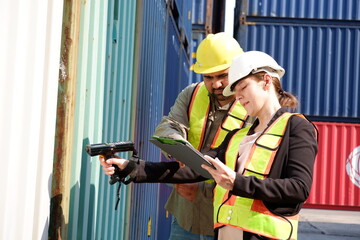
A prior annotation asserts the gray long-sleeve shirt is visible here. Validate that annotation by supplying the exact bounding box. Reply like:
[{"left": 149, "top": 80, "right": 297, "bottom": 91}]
[{"left": 154, "top": 83, "right": 237, "bottom": 235}]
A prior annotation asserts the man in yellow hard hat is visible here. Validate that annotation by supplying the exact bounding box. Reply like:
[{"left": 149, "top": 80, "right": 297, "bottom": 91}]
[{"left": 154, "top": 32, "right": 251, "bottom": 239}]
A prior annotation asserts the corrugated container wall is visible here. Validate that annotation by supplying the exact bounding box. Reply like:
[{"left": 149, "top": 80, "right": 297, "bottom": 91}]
[
  {"left": 0, "top": 1, "right": 64, "bottom": 239},
  {"left": 100, "top": 3, "right": 137, "bottom": 239},
  {"left": 129, "top": 1, "right": 198, "bottom": 239},
  {"left": 61, "top": 0, "right": 137, "bottom": 239},
  {"left": 129, "top": 1, "right": 168, "bottom": 239},
  {"left": 190, "top": 0, "right": 207, "bottom": 84},
  {"left": 235, "top": 0, "right": 360, "bottom": 210},
  {"left": 157, "top": 1, "right": 194, "bottom": 239},
  {"left": 246, "top": 0, "right": 360, "bottom": 19},
  {"left": 156, "top": 11, "right": 181, "bottom": 240},
  {"left": 97, "top": 1, "right": 137, "bottom": 239},
  {"left": 66, "top": 1, "right": 108, "bottom": 238},
  {"left": 52, "top": 1, "right": 203, "bottom": 239},
  {"left": 235, "top": 0, "right": 360, "bottom": 120},
  {"left": 307, "top": 122, "right": 360, "bottom": 210}
]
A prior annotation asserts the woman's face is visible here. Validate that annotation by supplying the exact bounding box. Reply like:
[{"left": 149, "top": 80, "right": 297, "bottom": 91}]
[{"left": 233, "top": 75, "right": 268, "bottom": 116}]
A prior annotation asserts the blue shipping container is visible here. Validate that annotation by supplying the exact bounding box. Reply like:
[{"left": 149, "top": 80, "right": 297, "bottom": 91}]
[{"left": 235, "top": 0, "right": 360, "bottom": 121}]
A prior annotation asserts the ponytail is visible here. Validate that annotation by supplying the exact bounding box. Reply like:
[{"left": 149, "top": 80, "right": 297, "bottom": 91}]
[
  {"left": 278, "top": 89, "right": 298, "bottom": 108},
  {"left": 273, "top": 78, "right": 298, "bottom": 108}
]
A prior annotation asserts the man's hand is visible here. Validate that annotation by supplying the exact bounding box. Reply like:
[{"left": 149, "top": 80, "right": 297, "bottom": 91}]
[
  {"left": 173, "top": 157, "right": 197, "bottom": 201},
  {"left": 201, "top": 155, "right": 236, "bottom": 190},
  {"left": 175, "top": 183, "right": 199, "bottom": 202},
  {"left": 99, "top": 155, "right": 129, "bottom": 176}
]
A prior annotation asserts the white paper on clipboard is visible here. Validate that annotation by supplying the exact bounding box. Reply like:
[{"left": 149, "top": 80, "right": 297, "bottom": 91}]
[{"left": 149, "top": 136, "right": 215, "bottom": 179}]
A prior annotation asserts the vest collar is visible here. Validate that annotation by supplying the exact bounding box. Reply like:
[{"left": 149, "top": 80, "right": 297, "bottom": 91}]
[{"left": 248, "top": 107, "right": 291, "bottom": 135}]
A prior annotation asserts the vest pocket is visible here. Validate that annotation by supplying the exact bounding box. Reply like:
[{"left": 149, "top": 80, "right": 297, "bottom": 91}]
[
  {"left": 255, "top": 133, "right": 283, "bottom": 151},
  {"left": 243, "top": 168, "right": 268, "bottom": 179}
]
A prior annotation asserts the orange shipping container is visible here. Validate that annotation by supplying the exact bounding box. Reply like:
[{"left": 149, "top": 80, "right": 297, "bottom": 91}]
[{"left": 304, "top": 121, "right": 360, "bottom": 210}]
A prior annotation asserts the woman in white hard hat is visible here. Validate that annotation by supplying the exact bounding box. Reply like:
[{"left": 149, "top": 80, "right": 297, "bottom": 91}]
[
  {"left": 99, "top": 51, "right": 318, "bottom": 240},
  {"left": 201, "top": 51, "right": 318, "bottom": 240}
]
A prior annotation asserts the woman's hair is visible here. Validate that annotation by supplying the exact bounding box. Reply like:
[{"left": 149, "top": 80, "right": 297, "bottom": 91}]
[{"left": 253, "top": 72, "right": 298, "bottom": 108}]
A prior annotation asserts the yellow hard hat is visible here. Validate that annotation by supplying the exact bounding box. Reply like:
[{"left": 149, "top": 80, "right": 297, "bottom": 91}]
[{"left": 191, "top": 32, "right": 244, "bottom": 74}]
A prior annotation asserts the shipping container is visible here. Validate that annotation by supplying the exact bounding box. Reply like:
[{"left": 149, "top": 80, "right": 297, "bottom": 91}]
[
  {"left": 235, "top": 0, "right": 360, "bottom": 120},
  {"left": 129, "top": 0, "right": 168, "bottom": 239},
  {"left": 245, "top": 0, "right": 360, "bottom": 20},
  {"left": 155, "top": 0, "right": 199, "bottom": 238},
  {"left": 0, "top": 1, "right": 64, "bottom": 239},
  {"left": 0, "top": 1, "right": 234, "bottom": 239},
  {"left": 305, "top": 121, "right": 360, "bottom": 210},
  {"left": 155, "top": 5, "right": 182, "bottom": 240},
  {"left": 235, "top": 0, "right": 360, "bottom": 211},
  {"left": 192, "top": 0, "right": 208, "bottom": 27},
  {"left": 56, "top": 0, "right": 138, "bottom": 239}
]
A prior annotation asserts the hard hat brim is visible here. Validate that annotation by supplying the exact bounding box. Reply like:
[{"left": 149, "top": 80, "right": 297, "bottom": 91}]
[
  {"left": 223, "top": 68, "right": 284, "bottom": 97},
  {"left": 223, "top": 82, "right": 237, "bottom": 96},
  {"left": 192, "top": 63, "right": 231, "bottom": 74}
]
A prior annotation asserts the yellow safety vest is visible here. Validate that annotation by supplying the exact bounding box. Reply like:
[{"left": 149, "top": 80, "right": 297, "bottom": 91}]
[
  {"left": 187, "top": 82, "right": 248, "bottom": 150},
  {"left": 214, "top": 112, "right": 306, "bottom": 240}
]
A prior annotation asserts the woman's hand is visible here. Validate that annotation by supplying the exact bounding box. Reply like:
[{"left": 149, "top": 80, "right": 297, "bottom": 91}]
[
  {"left": 99, "top": 155, "right": 129, "bottom": 176},
  {"left": 201, "top": 155, "right": 236, "bottom": 190}
]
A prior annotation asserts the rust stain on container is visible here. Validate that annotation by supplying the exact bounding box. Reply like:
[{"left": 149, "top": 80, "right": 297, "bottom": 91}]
[{"left": 49, "top": 0, "right": 81, "bottom": 239}]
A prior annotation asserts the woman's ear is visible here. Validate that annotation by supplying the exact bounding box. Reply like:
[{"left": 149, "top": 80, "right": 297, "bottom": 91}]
[{"left": 263, "top": 73, "right": 272, "bottom": 89}]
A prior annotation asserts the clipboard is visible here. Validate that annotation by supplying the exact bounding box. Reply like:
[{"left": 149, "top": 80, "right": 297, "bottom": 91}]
[{"left": 149, "top": 136, "right": 215, "bottom": 179}]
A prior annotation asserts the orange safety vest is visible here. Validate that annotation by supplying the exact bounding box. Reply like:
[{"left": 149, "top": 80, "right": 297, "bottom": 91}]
[
  {"left": 213, "top": 112, "right": 306, "bottom": 240},
  {"left": 187, "top": 82, "right": 248, "bottom": 150}
]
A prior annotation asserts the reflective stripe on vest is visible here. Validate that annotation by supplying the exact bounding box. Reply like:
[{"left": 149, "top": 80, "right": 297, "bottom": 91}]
[
  {"left": 214, "top": 112, "right": 305, "bottom": 240},
  {"left": 187, "top": 82, "right": 248, "bottom": 150}
]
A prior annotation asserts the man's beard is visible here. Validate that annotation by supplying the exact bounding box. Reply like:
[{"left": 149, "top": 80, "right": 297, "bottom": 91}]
[{"left": 210, "top": 88, "right": 232, "bottom": 101}]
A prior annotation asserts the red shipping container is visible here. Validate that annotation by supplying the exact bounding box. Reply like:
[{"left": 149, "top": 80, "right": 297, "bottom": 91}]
[{"left": 304, "top": 121, "right": 360, "bottom": 210}]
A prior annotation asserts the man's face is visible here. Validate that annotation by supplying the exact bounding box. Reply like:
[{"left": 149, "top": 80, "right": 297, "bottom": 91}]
[{"left": 202, "top": 68, "right": 232, "bottom": 102}]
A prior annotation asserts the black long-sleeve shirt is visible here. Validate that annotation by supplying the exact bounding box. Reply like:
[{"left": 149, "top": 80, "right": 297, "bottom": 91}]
[{"left": 128, "top": 108, "right": 318, "bottom": 239}]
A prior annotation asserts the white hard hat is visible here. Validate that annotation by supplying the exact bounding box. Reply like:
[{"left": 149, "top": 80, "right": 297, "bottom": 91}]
[{"left": 223, "top": 51, "right": 285, "bottom": 96}]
